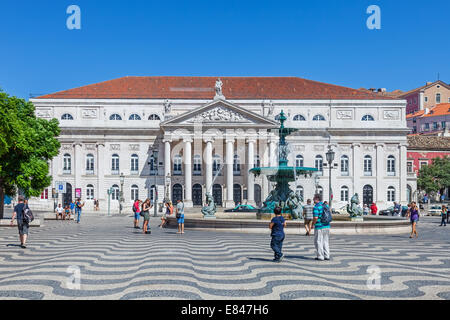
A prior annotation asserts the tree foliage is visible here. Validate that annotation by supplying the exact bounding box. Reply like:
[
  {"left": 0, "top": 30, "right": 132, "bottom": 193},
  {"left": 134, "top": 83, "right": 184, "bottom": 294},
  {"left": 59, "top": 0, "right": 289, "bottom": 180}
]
[
  {"left": 0, "top": 89, "right": 60, "bottom": 218},
  {"left": 417, "top": 156, "right": 450, "bottom": 195}
]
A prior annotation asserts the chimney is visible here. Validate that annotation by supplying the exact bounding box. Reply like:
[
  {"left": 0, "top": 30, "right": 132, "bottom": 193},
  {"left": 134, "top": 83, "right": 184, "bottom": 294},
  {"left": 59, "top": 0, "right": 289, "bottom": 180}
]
[
  {"left": 419, "top": 90, "right": 424, "bottom": 110},
  {"left": 426, "top": 82, "right": 432, "bottom": 85},
  {"left": 424, "top": 107, "right": 429, "bottom": 114}
]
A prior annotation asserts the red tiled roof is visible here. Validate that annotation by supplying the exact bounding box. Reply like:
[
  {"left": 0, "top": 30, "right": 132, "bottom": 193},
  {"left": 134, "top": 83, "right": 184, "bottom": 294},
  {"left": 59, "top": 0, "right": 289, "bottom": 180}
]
[
  {"left": 35, "top": 76, "right": 395, "bottom": 100},
  {"left": 422, "top": 103, "right": 450, "bottom": 118}
]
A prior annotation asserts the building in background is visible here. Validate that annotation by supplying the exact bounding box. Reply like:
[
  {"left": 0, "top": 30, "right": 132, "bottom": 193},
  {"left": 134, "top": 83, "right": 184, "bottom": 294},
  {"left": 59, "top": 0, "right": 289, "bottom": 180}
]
[
  {"left": 406, "top": 103, "right": 450, "bottom": 135},
  {"left": 28, "top": 76, "right": 410, "bottom": 212},
  {"left": 398, "top": 80, "right": 450, "bottom": 115},
  {"left": 407, "top": 135, "right": 450, "bottom": 201}
]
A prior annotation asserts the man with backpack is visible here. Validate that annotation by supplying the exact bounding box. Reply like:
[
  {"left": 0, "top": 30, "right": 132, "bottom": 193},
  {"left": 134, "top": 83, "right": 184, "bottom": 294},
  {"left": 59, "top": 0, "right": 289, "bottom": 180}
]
[
  {"left": 75, "top": 198, "right": 84, "bottom": 223},
  {"left": 312, "top": 194, "right": 331, "bottom": 261},
  {"left": 10, "top": 196, "right": 31, "bottom": 249}
]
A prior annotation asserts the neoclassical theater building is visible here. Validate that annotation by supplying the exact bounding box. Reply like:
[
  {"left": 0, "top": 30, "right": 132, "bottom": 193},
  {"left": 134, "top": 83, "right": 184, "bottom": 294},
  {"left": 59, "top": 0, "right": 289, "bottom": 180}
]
[{"left": 30, "top": 76, "right": 414, "bottom": 211}]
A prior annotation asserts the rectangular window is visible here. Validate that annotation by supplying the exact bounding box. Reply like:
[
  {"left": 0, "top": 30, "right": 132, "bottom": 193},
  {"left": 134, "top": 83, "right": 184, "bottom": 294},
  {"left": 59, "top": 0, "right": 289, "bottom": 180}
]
[
  {"left": 407, "top": 161, "right": 413, "bottom": 173},
  {"left": 420, "top": 161, "right": 428, "bottom": 168},
  {"left": 433, "top": 122, "right": 438, "bottom": 130},
  {"left": 424, "top": 123, "right": 430, "bottom": 131},
  {"left": 40, "top": 189, "right": 49, "bottom": 200},
  {"left": 442, "top": 121, "right": 446, "bottom": 129}
]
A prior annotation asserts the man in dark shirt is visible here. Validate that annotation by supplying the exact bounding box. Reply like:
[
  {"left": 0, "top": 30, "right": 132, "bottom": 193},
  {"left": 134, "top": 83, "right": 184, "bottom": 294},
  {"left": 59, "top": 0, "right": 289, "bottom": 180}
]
[
  {"left": 269, "top": 206, "right": 287, "bottom": 262},
  {"left": 10, "top": 196, "right": 29, "bottom": 249}
]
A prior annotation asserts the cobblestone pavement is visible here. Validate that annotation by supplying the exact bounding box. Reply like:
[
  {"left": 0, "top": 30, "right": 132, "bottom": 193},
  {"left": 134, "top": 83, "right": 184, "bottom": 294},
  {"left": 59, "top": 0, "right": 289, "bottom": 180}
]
[{"left": 0, "top": 214, "right": 449, "bottom": 300}]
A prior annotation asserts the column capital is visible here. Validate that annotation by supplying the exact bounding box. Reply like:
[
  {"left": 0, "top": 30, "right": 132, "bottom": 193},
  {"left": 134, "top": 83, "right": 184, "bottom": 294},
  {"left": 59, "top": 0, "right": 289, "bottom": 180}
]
[
  {"left": 163, "top": 139, "right": 172, "bottom": 144},
  {"left": 246, "top": 137, "right": 257, "bottom": 144},
  {"left": 183, "top": 137, "right": 193, "bottom": 143},
  {"left": 203, "top": 137, "right": 214, "bottom": 143},
  {"left": 375, "top": 143, "right": 385, "bottom": 148},
  {"left": 73, "top": 142, "right": 82, "bottom": 148},
  {"left": 96, "top": 143, "right": 105, "bottom": 148},
  {"left": 352, "top": 143, "right": 361, "bottom": 148},
  {"left": 225, "top": 138, "right": 235, "bottom": 144},
  {"left": 399, "top": 143, "right": 408, "bottom": 149}
]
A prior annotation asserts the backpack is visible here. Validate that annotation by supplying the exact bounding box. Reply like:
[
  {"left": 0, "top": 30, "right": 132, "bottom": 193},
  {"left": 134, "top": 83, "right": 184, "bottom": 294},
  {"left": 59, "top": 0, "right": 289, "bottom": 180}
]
[
  {"left": 23, "top": 206, "right": 34, "bottom": 224},
  {"left": 320, "top": 205, "right": 332, "bottom": 224},
  {"left": 132, "top": 204, "right": 136, "bottom": 213}
]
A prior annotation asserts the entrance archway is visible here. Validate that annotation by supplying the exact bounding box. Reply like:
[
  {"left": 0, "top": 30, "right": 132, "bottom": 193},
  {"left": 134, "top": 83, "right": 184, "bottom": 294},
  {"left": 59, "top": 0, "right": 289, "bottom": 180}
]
[
  {"left": 172, "top": 184, "right": 183, "bottom": 203},
  {"left": 233, "top": 184, "right": 242, "bottom": 205},
  {"left": 213, "top": 184, "right": 222, "bottom": 207},
  {"left": 63, "top": 183, "right": 72, "bottom": 207},
  {"left": 363, "top": 185, "right": 373, "bottom": 205},
  {"left": 192, "top": 184, "right": 202, "bottom": 206}
]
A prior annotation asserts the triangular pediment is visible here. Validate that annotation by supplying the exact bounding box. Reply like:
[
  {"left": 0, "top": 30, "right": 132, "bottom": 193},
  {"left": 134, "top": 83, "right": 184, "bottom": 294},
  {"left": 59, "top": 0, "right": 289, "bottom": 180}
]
[{"left": 161, "top": 99, "right": 279, "bottom": 128}]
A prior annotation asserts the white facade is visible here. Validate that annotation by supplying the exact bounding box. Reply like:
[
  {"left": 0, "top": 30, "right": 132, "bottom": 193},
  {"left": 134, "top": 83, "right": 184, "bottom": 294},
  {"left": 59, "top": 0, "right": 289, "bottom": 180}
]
[{"left": 30, "top": 95, "right": 409, "bottom": 212}]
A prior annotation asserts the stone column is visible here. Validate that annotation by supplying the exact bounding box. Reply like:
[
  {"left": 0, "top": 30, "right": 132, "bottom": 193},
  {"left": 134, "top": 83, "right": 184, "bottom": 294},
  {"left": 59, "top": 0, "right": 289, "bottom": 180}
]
[
  {"left": 164, "top": 139, "right": 172, "bottom": 200},
  {"left": 205, "top": 138, "right": 213, "bottom": 195},
  {"left": 376, "top": 143, "right": 384, "bottom": 206},
  {"left": 184, "top": 138, "right": 193, "bottom": 207},
  {"left": 247, "top": 138, "right": 256, "bottom": 206},
  {"left": 352, "top": 143, "right": 361, "bottom": 197},
  {"left": 268, "top": 137, "right": 277, "bottom": 193},
  {"left": 225, "top": 138, "right": 235, "bottom": 208},
  {"left": 74, "top": 143, "right": 82, "bottom": 194},
  {"left": 97, "top": 143, "right": 105, "bottom": 202},
  {"left": 399, "top": 144, "right": 408, "bottom": 204}
]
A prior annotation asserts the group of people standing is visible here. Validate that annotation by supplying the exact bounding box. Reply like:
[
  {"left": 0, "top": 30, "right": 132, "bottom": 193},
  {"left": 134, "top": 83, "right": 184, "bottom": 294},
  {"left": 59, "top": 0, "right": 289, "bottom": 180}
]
[
  {"left": 270, "top": 194, "right": 331, "bottom": 262},
  {"left": 55, "top": 199, "right": 84, "bottom": 223},
  {"left": 131, "top": 198, "right": 185, "bottom": 234}
]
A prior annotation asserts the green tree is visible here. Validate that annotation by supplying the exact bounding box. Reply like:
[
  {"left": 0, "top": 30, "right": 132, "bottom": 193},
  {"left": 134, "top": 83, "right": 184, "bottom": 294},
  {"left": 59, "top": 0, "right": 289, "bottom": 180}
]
[
  {"left": 0, "top": 89, "right": 60, "bottom": 218},
  {"left": 417, "top": 156, "right": 450, "bottom": 201}
]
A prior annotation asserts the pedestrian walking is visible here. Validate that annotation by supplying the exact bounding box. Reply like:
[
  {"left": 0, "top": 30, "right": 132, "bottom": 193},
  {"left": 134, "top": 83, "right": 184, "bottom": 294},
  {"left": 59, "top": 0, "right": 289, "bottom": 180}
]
[
  {"left": 141, "top": 199, "right": 151, "bottom": 234},
  {"left": 161, "top": 201, "right": 173, "bottom": 229},
  {"left": 10, "top": 196, "right": 29, "bottom": 249},
  {"left": 75, "top": 198, "right": 84, "bottom": 223},
  {"left": 269, "top": 206, "right": 286, "bottom": 262},
  {"left": 303, "top": 199, "right": 314, "bottom": 236},
  {"left": 133, "top": 199, "right": 141, "bottom": 229},
  {"left": 55, "top": 203, "right": 64, "bottom": 220},
  {"left": 440, "top": 205, "right": 447, "bottom": 226},
  {"left": 312, "top": 194, "right": 331, "bottom": 261},
  {"left": 70, "top": 201, "right": 75, "bottom": 216},
  {"left": 407, "top": 202, "right": 419, "bottom": 238},
  {"left": 176, "top": 199, "right": 185, "bottom": 234}
]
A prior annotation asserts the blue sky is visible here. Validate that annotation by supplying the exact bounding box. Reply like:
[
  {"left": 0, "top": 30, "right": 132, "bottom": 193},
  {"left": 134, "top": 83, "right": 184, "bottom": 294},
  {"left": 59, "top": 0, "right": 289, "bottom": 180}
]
[{"left": 1, "top": 0, "right": 449, "bottom": 99}]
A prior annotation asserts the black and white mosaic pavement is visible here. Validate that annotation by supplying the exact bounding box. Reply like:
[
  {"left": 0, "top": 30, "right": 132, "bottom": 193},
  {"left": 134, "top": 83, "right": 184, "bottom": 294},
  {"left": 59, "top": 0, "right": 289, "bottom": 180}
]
[{"left": 0, "top": 214, "right": 449, "bottom": 300}]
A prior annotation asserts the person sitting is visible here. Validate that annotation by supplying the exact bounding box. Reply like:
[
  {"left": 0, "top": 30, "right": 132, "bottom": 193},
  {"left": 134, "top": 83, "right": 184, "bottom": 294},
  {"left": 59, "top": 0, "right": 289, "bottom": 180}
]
[
  {"left": 56, "top": 204, "right": 64, "bottom": 220},
  {"left": 64, "top": 205, "right": 71, "bottom": 220}
]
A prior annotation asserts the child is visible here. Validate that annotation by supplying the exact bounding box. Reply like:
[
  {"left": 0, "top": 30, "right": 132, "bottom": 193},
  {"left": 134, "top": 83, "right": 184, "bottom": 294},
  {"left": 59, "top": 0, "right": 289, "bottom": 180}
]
[
  {"left": 269, "top": 206, "right": 287, "bottom": 262},
  {"left": 64, "top": 205, "right": 71, "bottom": 220}
]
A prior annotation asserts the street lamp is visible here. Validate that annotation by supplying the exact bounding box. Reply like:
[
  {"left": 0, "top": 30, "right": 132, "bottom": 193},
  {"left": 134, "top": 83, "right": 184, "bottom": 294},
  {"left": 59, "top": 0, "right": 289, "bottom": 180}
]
[
  {"left": 119, "top": 172, "right": 125, "bottom": 214},
  {"left": 325, "top": 145, "right": 335, "bottom": 209},
  {"left": 152, "top": 149, "right": 159, "bottom": 217}
]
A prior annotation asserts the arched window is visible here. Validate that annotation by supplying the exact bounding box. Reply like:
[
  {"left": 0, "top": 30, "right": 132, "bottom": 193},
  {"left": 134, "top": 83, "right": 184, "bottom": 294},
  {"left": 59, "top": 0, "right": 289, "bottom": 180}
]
[
  {"left": 131, "top": 154, "right": 139, "bottom": 174},
  {"left": 387, "top": 186, "right": 396, "bottom": 202},
  {"left": 86, "top": 184, "right": 94, "bottom": 200},
  {"left": 131, "top": 185, "right": 139, "bottom": 201},
  {"left": 86, "top": 154, "right": 94, "bottom": 174},
  {"left": 254, "top": 155, "right": 261, "bottom": 168},
  {"left": 148, "top": 114, "right": 161, "bottom": 120},
  {"left": 293, "top": 114, "right": 306, "bottom": 121},
  {"left": 111, "top": 154, "right": 120, "bottom": 174},
  {"left": 61, "top": 114, "right": 74, "bottom": 120},
  {"left": 341, "top": 186, "right": 349, "bottom": 202},
  {"left": 313, "top": 114, "right": 326, "bottom": 121},
  {"left": 109, "top": 114, "right": 122, "bottom": 120},
  {"left": 315, "top": 155, "right": 323, "bottom": 174},
  {"left": 129, "top": 114, "right": 141, "bottom": 120},
  {"left": 193, "top": 155, "right": 202, "bottom": 175},
  {"left": 364, "top": 155, "right": 372, "bottom": 176},
  {"left": 233, "top": 155, "right": 241, "bottom": 175},
  {"left": 296, "top": 155, "right": 304, "bottom": 167},
  {"left": 63, "top": 154, "right": 72, "bottom": 174},
  {"left": 296, "top": 185, "right": 304, "bottom": 201},
  {"left": 213, "top": 155, "right": 222, "bottom": 175},
  {"left": 341, "top": 155, "right": 349, "bottom": 176},
  {"left": 111, "top": 185, "right": 120, "bottom": 200},
  {"left": 173, "top": 155, "right": 182, "bottom": 175},
  {"left": 387, "top": 155, "right": 396, "bottom": 176},
  {"left": 362, "top": 114, "right": 375, "bottom": 121}
]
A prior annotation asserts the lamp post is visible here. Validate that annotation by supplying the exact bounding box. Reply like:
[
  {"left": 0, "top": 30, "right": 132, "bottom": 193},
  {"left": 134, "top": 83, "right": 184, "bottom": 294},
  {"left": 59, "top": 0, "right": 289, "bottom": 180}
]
[
  {"left": 152, "top": 149, "right": 159, "bottom": 217},
  {"left": 325, "top": 145, "right": 335, "bottom": 209},
  {"left": 106, "top": 187, "right": 113, "bottom": 216},
  {"left": 119, "top": 172, "right": 125, "bottom": 214},
  {"left": 165, "top": 174, "right": 171, "bottom": 203}
]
